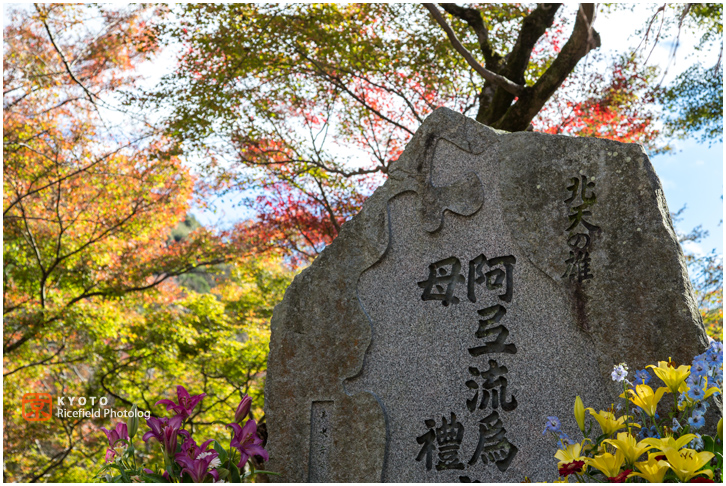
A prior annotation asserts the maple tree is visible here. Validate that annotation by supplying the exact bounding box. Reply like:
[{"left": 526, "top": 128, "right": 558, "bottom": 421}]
[
  {"left": 2, "top": 4, "right": 240, "bottom": 481},
  {"left": 152, "top": 3, "right": 720, "bottom": 262}
]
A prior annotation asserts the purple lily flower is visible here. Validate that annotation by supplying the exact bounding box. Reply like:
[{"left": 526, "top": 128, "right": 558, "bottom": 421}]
[
  {"left": 234, "top": 394, "right": 252, "bottom": 423},
  {"left": 156, "top": 385, "right": 206, "bottom": 419},
  {"left": 105, "top": 448, "right": 118, "bottom": 463},
  {"left": 227, "top": 419, "right": 269, "bottom": 468},
  {"left": 176, "top": 437, "right": 218, "bottom": 464},
  {"left": 100, "top": 422, "right": 129, "bottom": 448},
  {"left": 142, "top": 415, "right": 189, "bottom": 454},
  {"left": 175, "top": 449, "right": 221, "bottom": 483}
]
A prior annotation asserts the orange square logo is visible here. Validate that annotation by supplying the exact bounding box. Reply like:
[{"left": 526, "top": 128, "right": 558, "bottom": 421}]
[{"left": 22, "top": 393, "right": 52, "bottom": 421}]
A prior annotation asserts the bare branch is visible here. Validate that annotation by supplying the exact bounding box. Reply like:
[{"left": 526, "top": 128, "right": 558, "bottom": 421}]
[
  {"left": 36, "top": 5, "right": 101, "bottom": 109},
  {"left": 495, "top": 3, "right": 601, "bottom": 132},
  {"left": 439, "top": 3, "right": 500, "bottom": 67},
  {"left": 423, "top": 3, "right": 524, "bottom": 96}
]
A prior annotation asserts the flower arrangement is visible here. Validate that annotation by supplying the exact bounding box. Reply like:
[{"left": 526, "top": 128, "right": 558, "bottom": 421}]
[
  {"left": 94, "top": 386, "right": 274, "bottom": 483},
  {"left": 545, "top": 340, "right": 723, "bottom": 483}
]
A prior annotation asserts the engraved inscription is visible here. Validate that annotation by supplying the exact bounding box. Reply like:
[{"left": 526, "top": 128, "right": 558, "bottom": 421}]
[
  {"left": 563, "top": 175, "right": 600, "bottom": 282},
  {"left": 415, "top": 253, "right": 518, "bottom": 476},
  {"left": 308, "top": 401, "right": 333, "bottom": 482},
  {"left": 418, "top": 255, "right": 517, "bottom": 306}
]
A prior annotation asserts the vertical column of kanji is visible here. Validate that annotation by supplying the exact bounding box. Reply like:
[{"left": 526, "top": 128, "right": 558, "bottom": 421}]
[
  {"left": 415, "top": 257, "right": 469, "bottom": 473},
  {"left": 463, "top": 255, "right": 518, "bottom": 479},
  {"left": 563, "top": 175, "right": 601, "bottom": 281}
]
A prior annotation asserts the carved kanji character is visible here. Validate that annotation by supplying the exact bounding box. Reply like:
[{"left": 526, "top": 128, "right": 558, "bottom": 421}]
[
  {"left": 564, "top": 175, "right": 596, "bottom": 206},
  {"left": 468, "top": 305, "right": 517, "bottom": 357},
  {"left": 562, "top": 233, "right": 594, "bottom": 282},
  {"left": 467, "top": 255, "right": 515, "bottom": 303},
  {"left": 418, "top": 257, "right": 465, "bottom": 306},
  {"left": 416, "top": 414, "right": 465, "bottom": 471},
  {"left": 465, "top": 360, "right": 517, "bottom": 412},
  {"left": 468, "top": 411, "right": 519, "bottom": 472}
]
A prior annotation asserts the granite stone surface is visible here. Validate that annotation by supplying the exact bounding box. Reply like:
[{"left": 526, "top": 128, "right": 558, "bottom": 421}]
[{"left": 264, "top": 108, "right": 710, "bottom": 482}]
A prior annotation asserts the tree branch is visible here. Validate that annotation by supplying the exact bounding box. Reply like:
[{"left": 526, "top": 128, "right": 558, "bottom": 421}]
[
  {"left": 36, "top": 5, "right": 101, "bottom": 110},
  {"left": 439, "top": 3, "right": 500, "bottom": 68},
  {"left": 481, "top": 3, "right": 562, "bottom": 124},
  {"left": 423, "top": 3, "right": 523, "bottom": 96},
  {"left": 495, "top": 3, "right": 600, "bottom": 132}
]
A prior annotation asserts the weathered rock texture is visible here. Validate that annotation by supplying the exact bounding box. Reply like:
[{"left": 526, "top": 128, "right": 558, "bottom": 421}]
[{"left": 264, "top": 108, "right": 709, "bottom": 482}]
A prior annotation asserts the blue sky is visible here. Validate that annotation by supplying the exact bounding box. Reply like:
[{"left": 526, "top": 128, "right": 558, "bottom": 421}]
[{"left": 651, "top": 139, "right": 723, "bottom": 256}]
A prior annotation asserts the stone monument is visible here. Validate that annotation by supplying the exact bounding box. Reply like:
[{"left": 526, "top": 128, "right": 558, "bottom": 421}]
[{"left": 264, "top": 108, "right": 709, "bottom": 482}]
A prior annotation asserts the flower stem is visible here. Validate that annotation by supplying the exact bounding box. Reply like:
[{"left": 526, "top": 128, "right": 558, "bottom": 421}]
[{"left": 227, "top": 431, "right": 234, "bottom": 472}]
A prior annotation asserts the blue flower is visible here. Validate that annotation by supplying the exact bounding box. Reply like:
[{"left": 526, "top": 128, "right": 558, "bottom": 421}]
[
  {"left": 704, "top": 351, "right": 721, "bottom": 366},
  {"left": 672, "top": 418, "right": 682, "bottom": 433},
  {"left": 690, "top": 359, "right": 709, "bottom": 378},
  {"left": 611, "top": 364, "right": 628, "bottom": 382},
  {"left": 543, "top": 416, "right": 561, "bottom": 435},
  {"left": 633, "top": 369, "right": 651, "bottom": 385},
  {"left": 638, "top": 425, "right": 661, "bottom": 440},
  {"left": 714, "top": 368, "right": 723, "bottom": 387},
  {"left": 558, "top": 431, "right": 576, "bottom": 447},
  {"left": 687, "top": 386, "right": 705, "bottom": 402},
  {"left": 688, "top": 433, "right": 704, "bottom": 450},
  {"left": 707, "top": 340, "right": 723, "bottom": 356},
  {"left": 692, "top": 401, "right": 709, "bottom": 416},
  {"left": 688, "top": 414, "right": 705, "bottom": 430},
  {"left": 686, "top": 374, "right": 702, "bottom": 387}
]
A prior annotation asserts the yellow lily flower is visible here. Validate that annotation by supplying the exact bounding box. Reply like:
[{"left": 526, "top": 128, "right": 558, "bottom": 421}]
[
  {"left": 585, "top": 449, "right": 626, "bottom": 478},
  {"left": 622, "top": 384, "right": 669, "bottom": 417},
  {"left": 702, "top": 376, "right": 721, "bottom": 400},
  {"left": 554, "top": 441, "right": 586, "bottom": 468},
  {"left": 648, "top": 360, "right": 690, "bottom": 394},
  {"left": 574, "top": 396, "right": 585, "bottom": 434},
  {"left": 640, "top": 434, "right": 697, "bottom": 453},
  {"left": 663, "top": 448, "right": 715, "bottom": 482},
  {"left": 585, "top": 408, "right": 638, "bottom": 437},
  {"left": 603, "top": 432, "right": 653, "bottom": 466},
  {"left": 629, "top": 453, "right": 670, "bottom": 483}
]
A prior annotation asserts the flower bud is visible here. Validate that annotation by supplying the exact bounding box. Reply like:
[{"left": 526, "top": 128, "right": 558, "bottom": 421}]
[
  {"left": 718, "top": 417, "right": 723, "bottom": 440},
  {"left": 127, "top": 404, "right": 139, "bottom": 440},
  {"left": 574, "top": 396, "right": 585, "bottom": 434},
  {"left": 235, "top": 394, "right": 252, "bottom": 423}
]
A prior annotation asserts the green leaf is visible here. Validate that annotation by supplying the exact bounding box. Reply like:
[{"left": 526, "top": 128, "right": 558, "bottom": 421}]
[
  {"left": 213, "top": 440, "right": 228, "bottom": 463},
  {"left": 230, "top": 463, "right": 242, "bottom": 483},
  {"left": 246, "top": 469, "right": 281, "bottom": 477},
  {"left": 704, "top": 435, "right": 716, "bottom": 452},
  {"left": 141, "top": 472, "right": 168, "bottom": 483}
]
